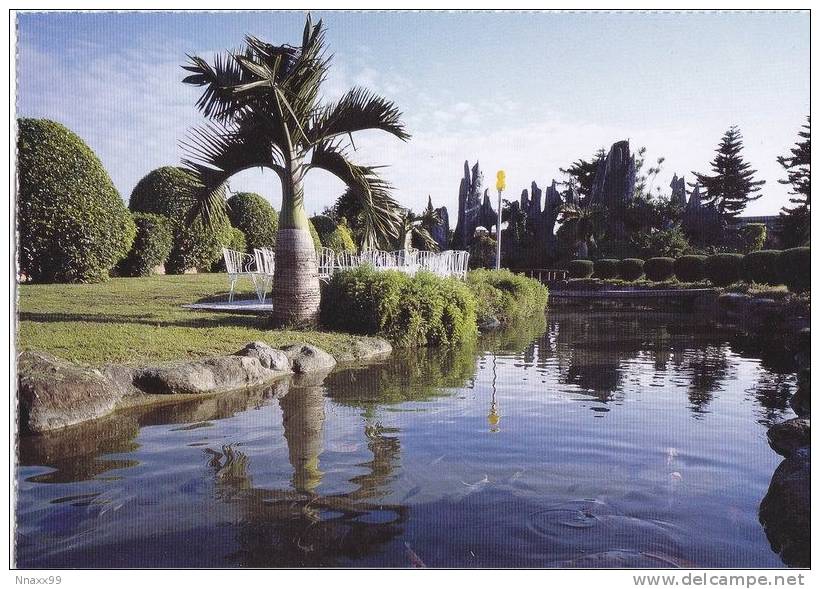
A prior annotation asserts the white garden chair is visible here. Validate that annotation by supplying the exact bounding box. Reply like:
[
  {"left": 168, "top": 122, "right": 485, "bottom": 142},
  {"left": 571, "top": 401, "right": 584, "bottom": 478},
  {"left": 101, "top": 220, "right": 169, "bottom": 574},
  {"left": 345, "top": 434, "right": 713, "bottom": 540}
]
[
  {"left": 318, "top": 247, "right": 335, "bottom": 281},
  {"left": 222, "top": 247, "right": 262, "bottom": 303},
  {"left": 253, "top": 247, "right": 275, "bottom": 302}
]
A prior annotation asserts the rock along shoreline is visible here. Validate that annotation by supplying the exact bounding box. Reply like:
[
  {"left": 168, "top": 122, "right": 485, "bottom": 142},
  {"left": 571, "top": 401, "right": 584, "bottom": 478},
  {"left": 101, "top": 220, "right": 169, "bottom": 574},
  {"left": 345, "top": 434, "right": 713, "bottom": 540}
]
[{"left": 17, "top": 337, "right": 392, "bottom": 434}]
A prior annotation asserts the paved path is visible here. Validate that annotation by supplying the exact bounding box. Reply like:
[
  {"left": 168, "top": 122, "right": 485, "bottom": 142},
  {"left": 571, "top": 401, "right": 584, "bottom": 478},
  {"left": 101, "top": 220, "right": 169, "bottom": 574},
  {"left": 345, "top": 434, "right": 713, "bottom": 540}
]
[{"left": 183, "top": 299, "right": 271, "bottom": 314}]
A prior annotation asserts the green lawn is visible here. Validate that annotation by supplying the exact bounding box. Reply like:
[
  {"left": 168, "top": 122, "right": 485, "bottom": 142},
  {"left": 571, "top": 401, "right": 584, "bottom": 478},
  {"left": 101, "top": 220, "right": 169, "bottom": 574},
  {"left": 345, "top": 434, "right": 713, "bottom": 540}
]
[{"left": 17, "top": 273, "right": 370, "bottom": 366}]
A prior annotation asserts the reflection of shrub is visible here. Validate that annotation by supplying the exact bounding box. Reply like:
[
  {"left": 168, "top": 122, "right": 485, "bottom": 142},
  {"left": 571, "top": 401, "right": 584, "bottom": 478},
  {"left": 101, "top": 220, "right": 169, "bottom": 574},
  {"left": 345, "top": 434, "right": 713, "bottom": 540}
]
[
  {"left": 466, "top": 269, "right": 548, "bottom": 323},
  {"left": 742, "top": 250, "right": 782, "bottom": 285},
  {"left": 779, "top": 247, "right": 810, "bottom": 293},
  {"left": 320, "top": 266, "right": 477, "bottom": 347},
  {"left": 117, "top": 213, "right": 173, "bottom": 277},
  {"left": 568, "top": 259, "right": 594, "bottom": 278},
  {"left": 594, "top": 259, "right": 619, "bottom": 279},
  {"left": 618, "top": 258, "right": 645, "bottom": 281},
  {"left": 17, "top": 118, "right": 136, "bottom": 282},
  {"left": 674, "top": 255, "right": 708, "bottom": 282},
  {"left": 705, "top": 253, "right": 744, "bottom": 286},
  {"left": 644, "top": 257, "right": 675, "bottom": 282},
  {"left": 226, "top": 192, "right": 277, "bottom": 253},
  {"left": 129, "top": 166, "right": 230, "bottom": 273}
]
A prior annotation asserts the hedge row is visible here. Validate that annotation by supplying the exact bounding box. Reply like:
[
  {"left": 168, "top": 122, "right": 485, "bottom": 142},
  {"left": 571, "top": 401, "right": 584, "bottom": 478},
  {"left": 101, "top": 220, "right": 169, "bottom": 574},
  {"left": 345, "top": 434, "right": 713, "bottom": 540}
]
[
  {"left": 321, "top": 268, "right": 549, "bottom": 347},
  {"left": 573, "top": 247, "right": 810, "bottom": 292}
]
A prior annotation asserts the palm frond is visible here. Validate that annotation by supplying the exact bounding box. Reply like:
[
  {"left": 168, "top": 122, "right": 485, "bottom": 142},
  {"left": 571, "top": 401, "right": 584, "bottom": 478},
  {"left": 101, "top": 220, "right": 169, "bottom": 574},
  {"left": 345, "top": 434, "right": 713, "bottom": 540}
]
[
  {"left": 179, "top": 120, "right": 281, "bottom": 225},
  {"left": 310, "top": 141, "right": 402, "bottom": 249},
  {"left": 310, "top": 87, "right": 410, "bottom": 144}
]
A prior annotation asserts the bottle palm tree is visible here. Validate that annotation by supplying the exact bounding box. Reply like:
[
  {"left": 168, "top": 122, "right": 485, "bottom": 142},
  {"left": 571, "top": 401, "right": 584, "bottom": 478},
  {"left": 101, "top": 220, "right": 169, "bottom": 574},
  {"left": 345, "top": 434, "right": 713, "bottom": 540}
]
[{"left": 181, "top": 16, "right": 409, "bottom": 325}]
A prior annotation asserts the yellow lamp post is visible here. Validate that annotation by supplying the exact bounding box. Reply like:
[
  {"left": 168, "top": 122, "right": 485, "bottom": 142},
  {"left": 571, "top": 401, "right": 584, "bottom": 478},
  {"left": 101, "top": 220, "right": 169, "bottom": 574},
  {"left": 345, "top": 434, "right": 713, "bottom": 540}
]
[{"left": 495, "top": 170, "right": 505, "bottom": 270}]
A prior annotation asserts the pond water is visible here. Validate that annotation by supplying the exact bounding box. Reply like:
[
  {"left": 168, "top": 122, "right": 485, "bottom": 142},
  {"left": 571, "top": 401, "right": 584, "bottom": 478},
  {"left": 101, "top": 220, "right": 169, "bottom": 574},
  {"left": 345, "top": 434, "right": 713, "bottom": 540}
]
[{"left": 16, "top": 310, "right": 800, "bottom": 568}]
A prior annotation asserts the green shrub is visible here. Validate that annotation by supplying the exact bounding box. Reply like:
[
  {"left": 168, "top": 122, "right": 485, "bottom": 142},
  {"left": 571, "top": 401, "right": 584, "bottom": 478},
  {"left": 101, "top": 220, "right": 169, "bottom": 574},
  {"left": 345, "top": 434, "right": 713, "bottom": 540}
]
[
  {"left": 733, "top": 223, "right": 767, "bottom": 254},
  {"left": 320, "top": 266, "right": 477, "bottom": 347},
  {"left": 226, "top": 192, "right": 277, "bottom": 253},
  {"left": 742, "top": 250, "right": 783, "bottom": 285},
  {"left": 705, "top": 253, "right": 744, "bottom": 286},
  {"left": 594, "top": 259, "right": 620, "bottom": 279},
  {"left": 129, "top": 166, "right": 231, "bottom": 273},
  {"left": 17, "top": 118, "right": 136, "bottom": 282},
  {"left": 644, "top": 257, "right": 675, "bottom": 282},
  {"left": 674, "top": 255, "right": 708, "bottom": 282},
  {"left": 308, "top": 218, "right": 323, "bottom": 251},
  {"left": 324, "top": 218, "right": 357, "bottom": 253},
  {"left": 630, "top": 227, "right": 691, "bottom": 259},
  {"left": 618, "top": 258, "right": 645, "bottom": 281},
  {"left": 568, "top": 259, "right": 594, "bottom": 278},
  {"left": 117, "top": 213, "right": 173, "bottom": 277},
  {"left": 466, "top": 269, "right": 548, "bottom": 323},
  {"left": 310, "top": 214, "right": 338, "bottom": 239},
  {"left": 779, "top": 247, "right": 810, "bottom": 293}
]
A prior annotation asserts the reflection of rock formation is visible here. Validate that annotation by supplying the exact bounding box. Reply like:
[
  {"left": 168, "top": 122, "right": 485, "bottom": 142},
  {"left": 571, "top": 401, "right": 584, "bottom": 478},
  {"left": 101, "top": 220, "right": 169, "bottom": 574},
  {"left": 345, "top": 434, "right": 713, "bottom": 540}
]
[{"left": 279, "top": 386, "right": 326, "bottom": 493}]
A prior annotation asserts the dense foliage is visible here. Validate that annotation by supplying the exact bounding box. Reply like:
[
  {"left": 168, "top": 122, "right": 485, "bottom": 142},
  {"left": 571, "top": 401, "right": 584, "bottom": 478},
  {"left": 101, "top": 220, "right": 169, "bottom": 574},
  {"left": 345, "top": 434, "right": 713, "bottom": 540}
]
[
  {"left": 674, "top": 255, "right": 708, "bottom": 282},
  {"left": 594, "top": 259, "right": 620, "bottom": 279},
  {"left": 779, "top": 247, "right": 811, "bottom": 293},
  {"left": 644, "top": 257, "right": 675, "bottom": 282},
  {"left": 742, "top": 250, "right": 782, "bottom": 285},
  {"left": 777, "top": 118, "right": 810, "bottom": 248},
  {"left": 567, "top": 259, "right": 594, "bottom": 278},
  {"left": 469, "top": 234, "right": 497, "bottom": 269},
  {"left": 129, "top": 166, "right": 231, "bottom": 274},
  {"left": 17, "top": 118, "right": 136, "bottom": 283},
  {"left": 324, "top": 218, "right": 357, "bottom": 253},
  {"left": 466, "top": 269, "right": 549, "bottom": 324},
  {"left": 705, "top": 253, "right": 744, "bottom": 286},
  {"left": 226, "top": 192, "right": 278, "bottom": 253},
  {"left": 730, "top": 223, "right": 767, "bottom": 254},
  {"left": 117, "top": 213, "right": 173, "bottom": 277},
  {"left": 692, "top": 126, "right": 765, "bottom": 221},
  {"left": 320, "top": 266, "right": 477, "bottom": 347},
  {"left": 618, "top": 258, "right": 645, "bottom": 280}
]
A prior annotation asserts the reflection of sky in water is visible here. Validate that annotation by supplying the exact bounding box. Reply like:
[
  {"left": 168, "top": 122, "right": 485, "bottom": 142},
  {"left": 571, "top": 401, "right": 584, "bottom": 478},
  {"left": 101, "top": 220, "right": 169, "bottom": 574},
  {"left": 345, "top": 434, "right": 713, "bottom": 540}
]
[{"left": 16, "top": 311, "right": 797, "bottom": 568}]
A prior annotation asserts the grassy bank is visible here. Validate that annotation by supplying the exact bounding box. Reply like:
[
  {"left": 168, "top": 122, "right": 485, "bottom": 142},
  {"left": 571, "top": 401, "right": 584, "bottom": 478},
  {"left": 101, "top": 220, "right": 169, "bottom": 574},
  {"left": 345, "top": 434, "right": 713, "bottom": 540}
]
[{"left": 17, "top": 274, "right": 373, "bottom": 366}]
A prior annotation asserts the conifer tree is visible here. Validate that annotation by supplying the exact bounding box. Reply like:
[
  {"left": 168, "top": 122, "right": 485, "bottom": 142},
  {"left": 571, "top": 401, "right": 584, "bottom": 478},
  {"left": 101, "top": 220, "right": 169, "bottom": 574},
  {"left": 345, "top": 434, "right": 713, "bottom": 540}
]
[
  {"left": 692, "top": 126, "right": 765, "bottom": 221},
  {"left": 777, "top": 117, "right": 810, "bottom": 247}
]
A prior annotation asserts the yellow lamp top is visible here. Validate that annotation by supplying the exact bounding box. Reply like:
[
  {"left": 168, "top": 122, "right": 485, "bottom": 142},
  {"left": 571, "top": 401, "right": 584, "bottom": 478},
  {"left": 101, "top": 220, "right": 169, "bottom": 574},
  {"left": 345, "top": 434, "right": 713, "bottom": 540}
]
[{"left": 496, "top": 170, "right": 506, "bottom": 192}]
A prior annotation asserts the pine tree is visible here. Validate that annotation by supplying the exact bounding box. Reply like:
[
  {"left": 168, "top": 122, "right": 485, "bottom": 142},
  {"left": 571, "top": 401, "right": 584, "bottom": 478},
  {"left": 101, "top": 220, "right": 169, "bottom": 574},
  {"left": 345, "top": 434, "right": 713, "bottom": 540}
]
[
  {"left": 692, "top": 126, "right": 765, "bottom": 221},
  {"left": 777, "top": 117, "right": 810, "bottom": 247}
]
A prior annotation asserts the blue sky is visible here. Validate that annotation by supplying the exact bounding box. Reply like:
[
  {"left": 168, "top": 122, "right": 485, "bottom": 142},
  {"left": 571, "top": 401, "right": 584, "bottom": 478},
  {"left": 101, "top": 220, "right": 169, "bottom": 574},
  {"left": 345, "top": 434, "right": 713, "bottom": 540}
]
[{"left": 17, "top": 10, "right": 809, "bottom": 217}]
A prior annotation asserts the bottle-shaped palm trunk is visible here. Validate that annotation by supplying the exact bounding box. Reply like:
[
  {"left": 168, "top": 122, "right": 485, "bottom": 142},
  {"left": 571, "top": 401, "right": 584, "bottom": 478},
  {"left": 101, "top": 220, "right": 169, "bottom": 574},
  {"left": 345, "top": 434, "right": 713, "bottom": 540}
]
[{"left": 271, "top": 173, "right": 321, "bottom": 327}]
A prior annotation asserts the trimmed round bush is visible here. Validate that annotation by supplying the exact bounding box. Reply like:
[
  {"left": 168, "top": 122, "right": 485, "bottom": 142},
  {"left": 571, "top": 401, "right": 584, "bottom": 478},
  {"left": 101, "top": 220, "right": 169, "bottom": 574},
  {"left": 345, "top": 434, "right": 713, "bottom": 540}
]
[
  {"left": 308, "top": 218, "right": 323, "bottom": 252},
  {"left": 310, "top": 214, "right": 338, "bottom": 239},
  {"left": 594, "top": 259, "right": 619, "bottom": 279},
  {"left": 466, "top": 269, "right": 549, "bottom": 323},
  {"left": 705, "top": 253, "right": 744, "bottom": 286},
  {"left": 320, "top": 266, "right": 477, "bottom": 347},
  {"left": 674, "top": 255, "right": 708, "bottom": 282},
  {"left": 618, "top": 258, "right": 645, "bottom": 281},
  {"left": 117, "top": 213, "right": 173, "bottom": 277},
  {"left": 226, "top": 192, "right": 278, "bottom": 253},
  {"left": 779, "top": 247, "right": 810, "bottom": 293},
  {"left": 129, "top": 166, "right": 232, "bottom": 274},
  {"left": 568, "top": 259, "right": 594, "bottom": 278},
  {"left": 17, "top": 118, "right": 136, "bottom": 282},
  {"left": 742, "top": 250, "right": 783, "bottom": 285},
  {"left": 644, "top": 257, "right": 675, "bottom": 282}
]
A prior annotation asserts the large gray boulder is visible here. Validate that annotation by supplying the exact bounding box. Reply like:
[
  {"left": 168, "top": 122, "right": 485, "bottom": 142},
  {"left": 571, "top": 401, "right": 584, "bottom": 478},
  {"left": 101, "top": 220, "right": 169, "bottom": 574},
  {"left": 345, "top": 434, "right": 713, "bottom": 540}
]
[
  {"left": 330, "top": 337, "right": 393, "bottom": 364},
  {"left": 235, "top": 341, "right": 291, "bottom": 372},
  {"left": 759, "top": 447, "right": 810, "bottom": 567},
  {"left": 130, "top": 355, "right": 282, "bottom": 395},
  {"left": 280, "top": 343, "right": 337, "bottom": 374},
  {"left": 767, "top": 417, "right": 810, "bottom": 458},
  {"left": 18, "top": 351, "right": 121, "bottom": 433}
]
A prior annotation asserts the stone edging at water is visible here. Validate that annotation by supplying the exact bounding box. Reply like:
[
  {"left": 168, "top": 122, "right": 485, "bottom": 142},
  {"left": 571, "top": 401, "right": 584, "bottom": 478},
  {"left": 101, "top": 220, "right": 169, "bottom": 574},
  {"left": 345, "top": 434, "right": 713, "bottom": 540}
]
[{"left": 17, "top": 337, "right": 392, "bottom": 434}]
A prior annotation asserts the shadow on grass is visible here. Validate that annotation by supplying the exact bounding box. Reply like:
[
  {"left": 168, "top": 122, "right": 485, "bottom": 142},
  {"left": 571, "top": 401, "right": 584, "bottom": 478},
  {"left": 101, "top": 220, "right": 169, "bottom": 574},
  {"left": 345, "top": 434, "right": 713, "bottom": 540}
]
[{"left": 19, "top": 311, "right": 274, "bottom": 330}]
